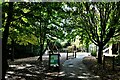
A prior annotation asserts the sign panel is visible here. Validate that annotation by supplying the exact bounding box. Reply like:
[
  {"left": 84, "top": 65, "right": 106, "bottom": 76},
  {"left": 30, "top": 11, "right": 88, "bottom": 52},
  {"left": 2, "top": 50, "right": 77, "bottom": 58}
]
[
  {"left": 50, "top": 55, "right": 59, "bottom": 66},
  {"left": 49, "top": 54, "right": 61, "bottom": 72}
]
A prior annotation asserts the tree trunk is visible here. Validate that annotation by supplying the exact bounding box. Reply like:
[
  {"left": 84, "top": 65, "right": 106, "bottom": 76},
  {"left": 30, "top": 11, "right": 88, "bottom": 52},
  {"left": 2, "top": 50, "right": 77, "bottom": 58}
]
[
  {"left": 11, "top": 39, "right": 14, "bottom": 61},
  {"left": 40, "top": 54, "right": 42, "bottom": 61},
  {"left": 86, "top": 47, "right": 89, "bottom": 52},
  {"left": 98, "top": 45, "right": 103, "bottom": 64},
  {"left": 38, "top": 44, "right": 43, "bottom": 61},
  {"left": 2, "top": 49, "right": 8, "bottom": 80},
  {"left": 2, "top": 2, "right": 13, "bottom": 80}
]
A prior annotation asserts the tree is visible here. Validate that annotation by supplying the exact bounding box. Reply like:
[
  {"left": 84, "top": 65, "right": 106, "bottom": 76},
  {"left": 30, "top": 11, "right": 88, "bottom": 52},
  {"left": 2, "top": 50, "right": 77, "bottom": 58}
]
[
  {"left": 2, "top": 2, "right": 70, "bottom": 79},
  {"left": 2, "top": 2, "right": 13, "bottom": 80},
  {"left": 30, "top": 2, "right": 66, "bottom": 61},
  {"left": 2, "top": 2, "right": 68, "bottom": 62},
  {"left": 70, "top": 2, "right": 120, "bottom": 64},
  {"left": 60, "top": 2, "right": 92, "bottom": 52},
  {"left": 2, "top": 2, "right": 39, "bottom": 61}
]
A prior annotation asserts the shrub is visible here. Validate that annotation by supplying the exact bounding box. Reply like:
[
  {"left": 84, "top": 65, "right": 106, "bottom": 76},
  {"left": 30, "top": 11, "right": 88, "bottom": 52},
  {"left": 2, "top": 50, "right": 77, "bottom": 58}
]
[
  {"left": 63, "top": 42, "right": 71, "bottom": 48},
  {"left": 91, "top": 50, "right": 97, "bottom": 57},
  {"left": 54, "top": 41, "right": 62, "bottom": 50},
  {"left": 67, "top": 46, "right": 73, "bottom": 53}
]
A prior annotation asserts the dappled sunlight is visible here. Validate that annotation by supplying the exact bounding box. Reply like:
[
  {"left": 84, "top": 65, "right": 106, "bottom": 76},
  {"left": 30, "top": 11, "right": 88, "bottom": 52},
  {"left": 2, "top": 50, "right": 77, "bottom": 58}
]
[
  {"left": 25, "top": 73, "right": 32, "bottom": 76},
  {"left": 69, "top": 75, "right": 75, "bottom": 78},
  {"left": 5, "top": 74, "right": 23, "bottom": 80},
  {"left": 45, "top": 71, "right": 66, "bottom": 77},
  {"left": 59, "top": 71, "right": 64, "bottom": 74},
  {"left": 82, "top": 72, "right": 90, "bottom": 76},
  {"left": 15, "top": 56, "right": 39, "bottom": 62},
  {"left": 2, "top": 1, "right": 120, "bottom": 80},
  {"left": 25, "top": 73, "right": 37, "bottom": 77},
  {"left": 9, "top": 64, "right": 34, "bottom": 70},
  {"left": 26, "top": 64, "right": 32, "bottom": 67},
  {"left": 6, "top": 58, "right": 49, "bottom": 80},
  {"left": 7, "top": 71, "right": 15, "bottom": 74},
  {"left": 16, "top": 66, "right": 26, "bottom": 69},
  {"left": 78, "top": 76, "right": 89, "bottom": 79},
  {"left": 9, "top": 65, "right": 17, "bottom": 68},
  {"left": 6, "top": 52, "right": 101, "bottom": 80},
  {"left": 93, "top": 76, "right": 100, "bottom": 78},
  {"left": 58, "top": 71, "right": 66, "bottom": 77},
  {"left": 78, "top": 75, "right": 100, "bottom": 79},
  {"left": 79, "top": 67, "right": 83, "bottom": 70},
  {"left": 34, "top": 71, "right": 40, "bottom": 74},
  {"left": 70, "top": 73, "right": 75, "bottom": 75},
  {"left": 46, "top": 72, "right": 59, "bottom": 76},
  {"left": 61, "top": 54, "right": 101, "bottom": 80},
  {"left": 70, "top": 73, "right": 76, "bottom": 76},
  {"left": 59, "top": 73, "right": 66, "bottom": 77}
]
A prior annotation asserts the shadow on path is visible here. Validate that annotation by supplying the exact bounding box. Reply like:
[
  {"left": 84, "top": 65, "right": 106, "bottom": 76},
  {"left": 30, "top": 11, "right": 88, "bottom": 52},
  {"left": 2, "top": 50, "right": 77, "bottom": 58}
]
[{"left": 6, "top": 52, "right": 101, "bottom": 80}]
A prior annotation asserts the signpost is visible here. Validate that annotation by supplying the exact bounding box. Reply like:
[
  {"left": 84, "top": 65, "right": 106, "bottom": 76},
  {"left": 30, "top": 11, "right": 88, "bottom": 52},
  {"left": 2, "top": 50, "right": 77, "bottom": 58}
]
[{"left": 49, "top": 54, "right": 60, "bottom": 72}]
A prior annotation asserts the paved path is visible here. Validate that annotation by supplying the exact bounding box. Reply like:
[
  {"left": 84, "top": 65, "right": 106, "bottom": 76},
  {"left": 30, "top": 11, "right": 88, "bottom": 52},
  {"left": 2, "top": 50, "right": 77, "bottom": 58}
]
[
  {"left": 45, "top": 52, "right": 101, "bottom": 80},
  {"left": 59, "top": 52, "right": 101, "bottom": 80},
  {"left": 7, "top": 52, "right": 101, "bottom": 80}
]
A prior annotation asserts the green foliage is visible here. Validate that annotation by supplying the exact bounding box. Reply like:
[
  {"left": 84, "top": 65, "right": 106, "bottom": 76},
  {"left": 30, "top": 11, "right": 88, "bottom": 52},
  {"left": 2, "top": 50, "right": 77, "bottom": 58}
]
[
  {"left": 91, "top": 50, "right": 97, "bottom": 57},
  {"left": 2, "top": 2, "right": 66, "bottom": 44},
  {"left": 2, "top": 2, "right": 71, "bottom": 60},
  {"left": 63, "top": 41, "right": 71, "bottom": 48},
  {"left": 65, "top": 2, "right": 120, "bottom": 64},
  {"left": 65, "top": 2, "right": 120, "bottom": 46},
  {"left": 67, "top": 46, "right": 73, "bottom": 53},
  {"left": 54, "top": 41, "right": 62, "bottom": 50},
  {"left": 2, "top": 2, "right": 120, "bottom": 61}
]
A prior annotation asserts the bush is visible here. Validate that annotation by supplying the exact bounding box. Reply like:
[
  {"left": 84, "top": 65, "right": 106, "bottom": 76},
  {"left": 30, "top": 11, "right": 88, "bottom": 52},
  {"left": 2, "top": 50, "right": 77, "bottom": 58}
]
[
  {"left": 54, "top": 41, "right": 62, "bottom": 50},
  {"left": 63, "top": 42, "right": 71, "bottom": 48},
  {"left": 67, "top": 46, "right": 73, "bottom": 53},
  {"left": 91, "top": 50, "right": 97, "bottom": 57}
]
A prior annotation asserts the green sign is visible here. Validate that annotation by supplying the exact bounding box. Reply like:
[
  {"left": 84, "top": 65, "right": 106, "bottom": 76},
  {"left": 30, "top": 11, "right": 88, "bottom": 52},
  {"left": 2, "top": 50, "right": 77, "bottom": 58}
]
[
  {"left": 50, "top": 55, "right": 58, "bottom": 66},
  {"left": 49, "top": 54, "right": 60, "bottom": 67},
  {"left": 49, "top": 54, "right": 60, "bottom": 72}
]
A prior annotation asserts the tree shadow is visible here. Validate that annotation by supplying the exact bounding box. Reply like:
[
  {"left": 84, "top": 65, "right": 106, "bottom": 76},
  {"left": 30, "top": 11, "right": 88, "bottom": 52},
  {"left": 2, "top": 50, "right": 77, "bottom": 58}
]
[
  {"left": 6, "top": 59, "right": 50, "bottom": 80},
  {"left": 6, "top": 58, "right": 67, "bottom": 80}
]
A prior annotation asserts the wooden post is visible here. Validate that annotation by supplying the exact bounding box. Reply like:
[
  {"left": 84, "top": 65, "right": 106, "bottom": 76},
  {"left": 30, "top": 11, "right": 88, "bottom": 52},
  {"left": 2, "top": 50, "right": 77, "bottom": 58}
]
[
  {"left": 73, "top": 51, "right": 74, "bottom": 57},
  {"left": 75, "top": 51, "right": 76, "bottom": 58},
  {"left": 66, "top": 50, "right": 68, "bottom": 60},
  {"left": 49, "top": 54, "right": 50, "bottom": 70}
]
